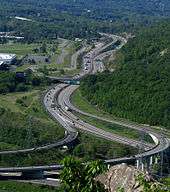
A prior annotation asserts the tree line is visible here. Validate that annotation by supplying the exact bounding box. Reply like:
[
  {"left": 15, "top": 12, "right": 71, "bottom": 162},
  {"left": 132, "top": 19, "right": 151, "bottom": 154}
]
[
  {"left": 80, "top": 21, "right": 170, "bottom": 129},
  {"left": 1, "top": 0, "right": 169, "bottom": 43}
]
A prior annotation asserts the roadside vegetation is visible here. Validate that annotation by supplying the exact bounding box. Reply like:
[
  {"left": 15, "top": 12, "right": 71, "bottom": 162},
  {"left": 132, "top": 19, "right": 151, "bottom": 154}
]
[
  {"left": 0, "top": 132, "right": 137, "bottom": 167},
  {"left": 80, "top": 21, "right": 170, "bottom": 129},
  {"left": 0, "top": 43, "right": 39, "bottom": 57},
  {"left": 0, "top": 71, "right": 65, "bottom": 151},
  {"left": 0, "top": 71, "right": 49, "bottom": 94},
  {"left": 0, "top": 93, "right": 65, "bottom": 150},
  {"left": 73, "top": 112, "right": 153, "bottom": 143},
  {"left": 71, "top": 89, "right": 153, "bottom": 143}
]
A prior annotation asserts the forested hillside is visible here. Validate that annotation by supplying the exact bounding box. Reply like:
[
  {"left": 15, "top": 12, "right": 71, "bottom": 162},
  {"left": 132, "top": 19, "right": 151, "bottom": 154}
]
[
  {"left": 80, "top": 21, "right": 170, "bottom": 128},
  {"left": 0, "top": 0, "right": 170, "bottom": 41}
]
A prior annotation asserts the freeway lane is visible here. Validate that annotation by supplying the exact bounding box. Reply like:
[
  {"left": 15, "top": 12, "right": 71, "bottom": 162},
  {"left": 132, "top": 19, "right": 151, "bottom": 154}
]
[
  {"left": 49, "top": 83, "right": 169, "bottom": 159},
  {"left": 92, "top": 34, "right": 127, "bottom": 73},
  {"left": 0, "top": 84, "right": 78, "bottom": 155},
  {"left": 0, "top": 83, "right": 169, "bottom": 174},
  {"left": 56, "top": 84, "right": 153, "bottom": 150},
  {"left": 0, "top": 33, "right": 169, "bottom": 175},
  {"left": 61, "top": 85, "right": 164, "bottom": 143},
  {"left": 62, "top": 84, "right": 170, "bottom": 157}
]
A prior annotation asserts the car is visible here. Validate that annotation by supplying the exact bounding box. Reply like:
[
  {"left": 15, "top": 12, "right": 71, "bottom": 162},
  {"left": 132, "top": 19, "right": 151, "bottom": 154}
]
[
  {"left": 65, "top": 106, "right": 69, "bottom": 111},
  {"left": 51, "top": 104, "right": 56, "bottom": 108}
]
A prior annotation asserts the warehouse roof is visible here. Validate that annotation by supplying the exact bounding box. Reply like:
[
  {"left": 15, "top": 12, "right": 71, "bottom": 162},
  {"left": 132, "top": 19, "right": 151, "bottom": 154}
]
[
  {"left": 0, "top": 53, "right": 16, "bottom": 61},
  {"left": 0, "top": 61, "right": 4, "bottom": 65}
]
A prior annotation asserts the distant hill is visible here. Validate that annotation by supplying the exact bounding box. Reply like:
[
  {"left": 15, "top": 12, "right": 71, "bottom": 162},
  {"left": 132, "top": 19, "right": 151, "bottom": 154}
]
[
  {"left": 0, "top": 0, "right": 170, "bottom": 41},
  {"left": 53, "top": 0, "right": 170, "bottom": 18},
  {"left": 80, "top": 21, "right": 170, "bottom": 128},
  {"left": 3, "top": 0, "right": 170, "bottom": 18}
]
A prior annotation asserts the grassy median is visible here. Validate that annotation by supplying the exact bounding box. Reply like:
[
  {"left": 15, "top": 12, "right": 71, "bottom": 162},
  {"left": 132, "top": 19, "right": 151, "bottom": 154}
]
[{"left": 71, "top": 89, "right": 153, "bottom": 143}]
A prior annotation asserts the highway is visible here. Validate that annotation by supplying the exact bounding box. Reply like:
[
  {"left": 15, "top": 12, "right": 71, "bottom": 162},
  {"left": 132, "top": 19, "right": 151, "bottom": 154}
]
[
  {"left": 0, "top": 34, "right": 118, "bottom": 155},
  {"left": 0, "top": 33, "right": 169, "bottom": 178},
  {"left": 0, "top": 80, "right": 169, "bottom": 173},
  {"left": 56, "top": 84, "right": 153, "bottom": 150},
  {"left": 71, "top": 44, "right": 88, "bottom": 69},
  {"left": 62, "top": 85, "right": 164, "bottom": 141},
  {"left": 91, "top": 33, "right": 127, "bottom": 73},
  {"left": 0, "top": 84, "right": 78, "bottom": 155}
]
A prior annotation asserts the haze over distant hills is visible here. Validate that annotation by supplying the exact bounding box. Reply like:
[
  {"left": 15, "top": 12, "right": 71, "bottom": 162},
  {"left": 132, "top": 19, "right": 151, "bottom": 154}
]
[
  {"left": 0, "top": 0, "right": 169, "bottom": 41},
  {"left": 1, "top": 0, "right": 170, "bottom": 19}
]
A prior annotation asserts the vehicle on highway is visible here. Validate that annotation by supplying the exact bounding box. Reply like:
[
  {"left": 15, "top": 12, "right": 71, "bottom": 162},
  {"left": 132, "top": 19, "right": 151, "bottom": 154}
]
[
  {"left": 51, "top": 104, "right": 56, "bottom": 108},
  {"left": 65, "top": 106, "right": 70, "bottom": 111}
]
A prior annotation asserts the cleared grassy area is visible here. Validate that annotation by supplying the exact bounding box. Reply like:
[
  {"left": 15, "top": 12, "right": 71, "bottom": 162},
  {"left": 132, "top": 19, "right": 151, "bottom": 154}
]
[
  {"left": 71, "top": 89, "right": 153, "bottom": 143},
  {"left": 74, "top": 111, "right": 153, "bottom": 143},
  {"left": 0, "top": 43, "right": 38, "bottom": 57},
  {"left": 0, "top": 181, "right": 59, "bottom": 192},
  {"left": 49, "top": 68, "right": 80, "bottom": 77},
  {"left": 71, "top": 88, "right": 170, "bottom": 138},
  {"left": 0, "top": 132, "right": 137, "bottom": 167},
  {"left": 48, "top": 41, "right": 76, "bottom": 69},
  {"left": 0, "top": 89, "right": 65, "bottom": 150},
  {"left": 71, "top": 88, "right": 113, "bottom": 119},
  {"left": 0, "top": 90, "right": 39, "bottom": 113}
]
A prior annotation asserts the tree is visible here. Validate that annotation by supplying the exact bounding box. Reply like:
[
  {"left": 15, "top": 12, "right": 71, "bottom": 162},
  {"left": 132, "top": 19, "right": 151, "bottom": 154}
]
[
  {"left": 136, "top": 173, "right": 166, "bottom": 192},
  {"left": 60, "top": 69, "right": 65, "bottom": 75},
  {"left": 40, "top": 43, "right": 47, "bottom": 53},
  {"left": 60, "top": 156, "right": 107, "bottom": 192}
]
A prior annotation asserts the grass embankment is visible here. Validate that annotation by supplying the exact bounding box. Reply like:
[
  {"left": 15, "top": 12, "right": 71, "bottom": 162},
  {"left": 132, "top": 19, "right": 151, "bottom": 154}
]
[
  {"left": 0, "top": 43, "right": 38, "bottom": 57},
  {"left": 0, "top": 89, "right": 65, "bottom": 150},
  {"left": 161, "top": 177, "right": 170, "bottom": 188},
  {"left": 71, "top": 88, "right": 116, "bottom": 119},
  {"left": 0, "top": 132, "right": 137, "bottom": 167},
  {"left": 0, "top": 40, "right": 81, "bottom": 77},
  {"left": 48, "top": 41, "right": 81, "bottom": 76},
  {"left": 0, "top": 89, "right": 137, "bottom": 167},
  {"left": 71, "top": 89, "right": 153, "bottom": 143}
]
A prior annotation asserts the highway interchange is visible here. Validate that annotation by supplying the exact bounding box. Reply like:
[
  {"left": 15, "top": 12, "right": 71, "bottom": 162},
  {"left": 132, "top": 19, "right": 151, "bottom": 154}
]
[{"left": 0, "top": 33, "right": 169, "bottom": 181}]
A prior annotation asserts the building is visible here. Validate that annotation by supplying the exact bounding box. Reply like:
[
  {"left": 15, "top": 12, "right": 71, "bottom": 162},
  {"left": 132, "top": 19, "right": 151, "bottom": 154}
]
[
  {"left": 0, "top": 61, "right": 4, "bottom": 66},
  {"left": 0, "top": 61, "right": 9, "bottom": 70},
  {"left": 0, "top": 53, "right": 16, "bottom": 64}
]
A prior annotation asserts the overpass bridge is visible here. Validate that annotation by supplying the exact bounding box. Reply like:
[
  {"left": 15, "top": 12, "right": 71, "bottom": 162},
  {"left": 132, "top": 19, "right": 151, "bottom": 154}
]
[
  {"left": 0, "top": 33, "right": 169, "bottom": 180},
  {"left": 0, "top": 83, "right": 169, "bottom": 179}
]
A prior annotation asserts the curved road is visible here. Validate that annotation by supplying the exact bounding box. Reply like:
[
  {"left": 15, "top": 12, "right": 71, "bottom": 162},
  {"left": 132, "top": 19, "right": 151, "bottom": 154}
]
[
  {"left": 56, "top": 84, "right": 153, "bottom": 150},
  {"left": 0, "top": 33, "right": 169, "bottom": 174},
  {"left": 58, "top": 84, "right": 169, "bottom": 158}
]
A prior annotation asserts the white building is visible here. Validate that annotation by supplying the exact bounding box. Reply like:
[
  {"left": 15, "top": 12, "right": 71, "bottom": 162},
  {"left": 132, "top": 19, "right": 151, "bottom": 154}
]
[
  {"left": 0, "top": 53, "right": 16, "bottom": 64},
  {"left": 0, "top": 61, "right": 4, "bottom": 66}
]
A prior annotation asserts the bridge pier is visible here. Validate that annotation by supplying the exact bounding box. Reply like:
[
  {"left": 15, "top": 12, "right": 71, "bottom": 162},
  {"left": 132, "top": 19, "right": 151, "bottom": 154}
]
[
  {"left": 136, "top": 159, "right": 140, "bottom": 169},
  {"left": 155, "top": 156, "right": 158, "bottom": 164},
  {"left": 145, "top": 157, "right": 152, "bottom": 173},
  {"left": 150, "top": 156, "right": 153, "bottom": 166},
  {"left": 141, "top": 162, "right": 144, "bottom": 172},
  {"left": 136, "top": 157, "right": 151, "bottom": 172},
  {"left": 136, "top": 158, "right": 145, "bottom": 171},
  {"left": 21, "top": 170, "right": 44, "bottom": 179}
]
